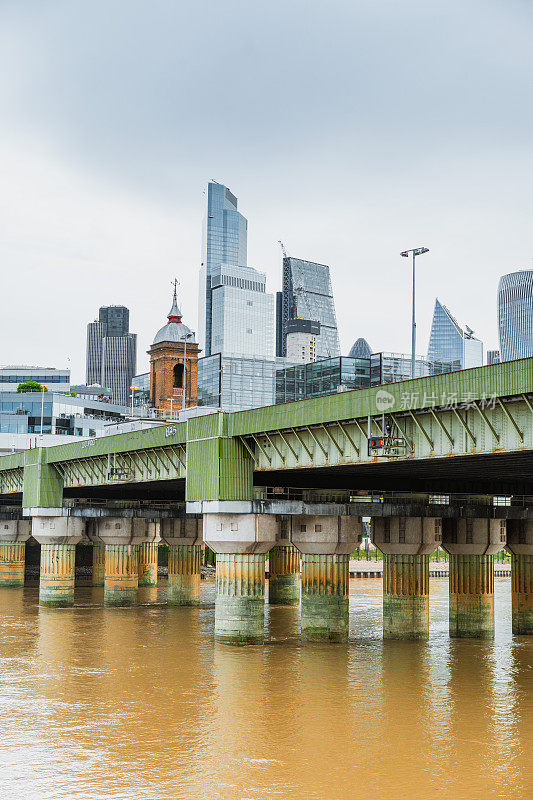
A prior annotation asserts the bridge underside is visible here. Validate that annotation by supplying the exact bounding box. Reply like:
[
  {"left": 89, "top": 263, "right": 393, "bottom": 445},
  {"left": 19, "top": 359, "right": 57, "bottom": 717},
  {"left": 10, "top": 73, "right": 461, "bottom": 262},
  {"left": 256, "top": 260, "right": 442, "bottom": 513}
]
[
  {"left": 2, "top": 450, "right": 533, "bottom": 507},
  {"left": 253, "top": 450, "right": 533, "bottom": 495}
]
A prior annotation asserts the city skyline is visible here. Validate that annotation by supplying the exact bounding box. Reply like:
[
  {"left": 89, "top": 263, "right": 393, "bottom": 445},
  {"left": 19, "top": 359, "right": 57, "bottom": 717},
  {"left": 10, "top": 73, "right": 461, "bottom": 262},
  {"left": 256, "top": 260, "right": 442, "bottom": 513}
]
[{"left": 1, "top": 2, "right": 533, "bottom": 380}]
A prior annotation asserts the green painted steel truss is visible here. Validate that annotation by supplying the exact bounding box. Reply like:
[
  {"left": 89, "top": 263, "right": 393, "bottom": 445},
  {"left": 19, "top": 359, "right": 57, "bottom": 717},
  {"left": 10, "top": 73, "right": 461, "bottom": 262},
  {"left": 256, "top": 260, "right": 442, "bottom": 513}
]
[
  {"left": 0, "top": 359, "right": 533, "bottom": 500},
  {"left": 237, "top": 394, "right": 532, "bottom": 471}
]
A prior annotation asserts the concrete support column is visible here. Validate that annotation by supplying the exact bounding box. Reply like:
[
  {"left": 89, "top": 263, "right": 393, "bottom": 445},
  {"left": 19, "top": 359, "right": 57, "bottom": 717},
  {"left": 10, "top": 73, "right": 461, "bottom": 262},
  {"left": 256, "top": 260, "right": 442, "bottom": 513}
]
[
  {"left": 92, "top": 544, "right": 105, "bottom": 587},
  {"left": 442, "top": 518, "right": 505, "bottom": 639},
  {"left": 506, "top": 520, "right": 533, "bottom": 634},
  {"left": 511, "top": 554, "right": 533, "bottom": 635},
  {"left": 104, "top": 544, "right": 138, "bottom": 606},
  {"left": 286, "top": 514, "right": 362, "bottom": 642},
  {"left": 372, "top": 517, "right": 441, "bottom": 640},
  {"left": 300, "top": 553, "right": 349, "bottom": 641},
  {"left": 449, "top": 554, "right": 494, "bottom": 638},
  {"left": 39, "top": 544, "right": 77, "bottom": 606},
  {"left": 268, "top": 545, "right": 300, "bottom": 605},
  {"left": 31, "top": 515, "right": 85, "bottom": 607},
  {"left": 168, "top": 545, "right": 202, "bottom": 605},
  {"left": 383, "top": 554, "right": 429, "bottom": 639},
  {"left": 0, "top": 520, "right": 31, "bottom": 587},
  {"left": 203, "top": 508, "right": 278, "bottom": 645},
  {"left": 95, "top": 517, "right": 157, "bottom": 607},
  {"left": 215, "top": 553, "right": 266, "bottom": 644},
  {"left": 160, "top": 517, "right": 202, "bottom": 606},
  {"left": 138, "top": 541, "right": 159, "bottom": 587}
]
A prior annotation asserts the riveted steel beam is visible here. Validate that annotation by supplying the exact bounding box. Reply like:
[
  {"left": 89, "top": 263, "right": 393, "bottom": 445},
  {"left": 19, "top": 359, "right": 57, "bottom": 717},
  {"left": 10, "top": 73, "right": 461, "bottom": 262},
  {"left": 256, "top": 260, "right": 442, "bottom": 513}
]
[
  {"left": 263, "top": 431, "right": 286, "bottom": 463},
  {"left": 336, "top": 421, "right": 359, "bottom": 456},
  {"left": 238, "top": 436, "right": 257, "bottom": 463},
  {"left": 277, "top": 430, "right": 299, "bottom": 462},
  {"left": 473, "top": 401, "right": 500, "bottom": 444},
  {"left": 429, "top": 408, "right": 454, "bottom": 447},
  {"left": 408, "top": 410, "right": 434, "bottom": 450},
  {"left": 389, "top": 413, "right": 413, "bottom": 452},
  {"left": 291, "top": 428, "right": 313, "bottom": 460},
  {"left": 250, "top": 434, "right": 272, "bottom": 465},
  {"left": 497, "top": 398, "right": 523, "bottom": 442},
  {"left": 452, "top": 407, "right": 476, "bottom": 446},
  {"left": 306, "top": 426, "right": 328, "bottom": 458},
  {"left": 321, "top": 424, "right": 344, "bottom": 456}
]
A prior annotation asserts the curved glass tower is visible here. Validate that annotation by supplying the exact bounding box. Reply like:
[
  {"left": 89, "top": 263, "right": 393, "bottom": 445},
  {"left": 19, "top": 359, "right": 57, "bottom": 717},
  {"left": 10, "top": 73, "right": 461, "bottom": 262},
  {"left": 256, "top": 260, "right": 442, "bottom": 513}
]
[{"left": 498, "top": 271, "right": 533, "bottom": 362}]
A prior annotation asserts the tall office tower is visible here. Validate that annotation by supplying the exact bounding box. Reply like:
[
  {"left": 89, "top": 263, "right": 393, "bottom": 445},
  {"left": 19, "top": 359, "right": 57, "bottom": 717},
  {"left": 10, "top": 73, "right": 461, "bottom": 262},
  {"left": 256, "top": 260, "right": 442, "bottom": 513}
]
[
  {"left": 487, "top": 350, "right": 501, "bottom": 366},
  {"left": 277, "top": 257, "right": 340, "bottom": 360},
  {"left": 427, "top": 299, "right": 483, "bottom": 370},
  {"left": 498, "top": 270, "right": 533, "bottom": 361},
  {"left": 86, "top": 305, "right": 137, "bottom": 406},
  {"left": 210, "top": 264, "right": 275, "bottom": 358},
  {"left": 199, "top": 182, "right": 248, "bottom": 356}
]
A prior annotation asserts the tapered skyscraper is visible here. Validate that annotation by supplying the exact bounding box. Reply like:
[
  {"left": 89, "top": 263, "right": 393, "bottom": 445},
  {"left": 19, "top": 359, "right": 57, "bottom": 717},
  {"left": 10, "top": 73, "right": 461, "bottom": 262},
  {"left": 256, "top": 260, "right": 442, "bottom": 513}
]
[
  {"left": 276, "top": 256, "right": 340, "bottom": 360},
  {"left": 427, "top": 299, "right": 482, "bottom": 369},
  {"left": 198, "top": 182, "right": 248, "bottom": 356},
  {"left": 498, "top": 270, "right": 533, "bottom": 361}
]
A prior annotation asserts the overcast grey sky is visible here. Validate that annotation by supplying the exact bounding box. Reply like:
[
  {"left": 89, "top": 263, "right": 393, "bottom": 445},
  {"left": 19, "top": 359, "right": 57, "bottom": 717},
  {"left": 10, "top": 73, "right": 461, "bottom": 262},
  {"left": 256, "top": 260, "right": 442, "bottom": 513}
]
[{"left": 1, "top": 0, "right": 532, "bottom": 381}]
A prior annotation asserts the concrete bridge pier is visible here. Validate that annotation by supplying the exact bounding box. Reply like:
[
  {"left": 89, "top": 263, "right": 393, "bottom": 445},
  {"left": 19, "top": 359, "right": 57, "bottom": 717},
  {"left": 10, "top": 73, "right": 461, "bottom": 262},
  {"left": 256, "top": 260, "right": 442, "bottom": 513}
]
[
  {"left": 268, "top": 544, "right": 301, "bottom": 605},
  {"left": 372, "top": 517, "right": 442, "bottom": 640},
  {"left": 138, "top": 523, "right": 161, "bottom": 587},
  {"left": 31, "top": 515, "right": 85, "bottom": 606},
  {"left": 289, "top": 515, "right": 362, "bottom": 642},
  {"left": 203, "top": 508, "right": 277, "bottom": 645},
  {"left": 442, "top": 518, "right": 506, "bottom": 638},
  {"left": 0, "top": 520, "right": 31, "bottom": 587},
  {"left": 92, "top": 544, "right": 105, "bottom": 587},
  {"left": 95, "top": 518, "right": 155, "bottom": 606},
  {"left": 506, "top": 520, "right": 533, "bottom": 635},
  {"left": 160, "top": 517, "right": 202, "bottom": 605}
]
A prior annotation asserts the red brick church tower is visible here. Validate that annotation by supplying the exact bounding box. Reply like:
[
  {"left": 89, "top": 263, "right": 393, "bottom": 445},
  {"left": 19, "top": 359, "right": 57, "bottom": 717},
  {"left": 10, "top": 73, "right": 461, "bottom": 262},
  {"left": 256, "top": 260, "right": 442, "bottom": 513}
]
[{"left": 148, "top": 284, "right": 200, "bottom": 413}]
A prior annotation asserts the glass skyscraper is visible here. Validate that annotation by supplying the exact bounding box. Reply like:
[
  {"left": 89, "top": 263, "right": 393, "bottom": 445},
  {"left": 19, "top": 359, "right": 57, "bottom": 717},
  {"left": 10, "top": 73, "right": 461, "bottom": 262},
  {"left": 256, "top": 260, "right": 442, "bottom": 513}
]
[
  {"left": 498, "top": 270, "right": 533, "bottom": 361},
  {"left": 86, "top": 305, "right": 137, "bottom": 406},
  {"left": 427, "top": 299, "right": 483, "bottom": 370},
  {"left": 198, "top": 182, "right": 248, "bottom": 356},
  {"left": 277, "top": 257, "right": 340, "bottom": 360},
  {"left": 210, "top": 264, "right": 274, "bottom": 359}
]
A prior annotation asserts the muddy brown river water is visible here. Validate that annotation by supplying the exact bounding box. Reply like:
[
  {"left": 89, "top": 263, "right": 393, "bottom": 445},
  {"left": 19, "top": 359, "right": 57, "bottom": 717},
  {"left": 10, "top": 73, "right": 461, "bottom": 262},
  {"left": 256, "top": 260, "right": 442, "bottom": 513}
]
[{"left": 1, "top": 577, "right": 532, "bottom": 799}]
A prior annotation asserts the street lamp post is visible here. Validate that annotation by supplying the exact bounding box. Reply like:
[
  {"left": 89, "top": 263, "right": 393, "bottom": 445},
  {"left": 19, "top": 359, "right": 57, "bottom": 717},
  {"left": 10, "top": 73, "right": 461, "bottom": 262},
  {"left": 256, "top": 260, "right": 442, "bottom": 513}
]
[
  {"left": 40, "top": 384, "right": 45, "bottom": 437},
  {"left": 181, "top": 332, "right": 195, "bottom": 412},
  {"left": 130, "top": 386, "right": 138, "bottom": 417},
  {"left": 400, "top": 247, "right": 429, "bottom": 378}
]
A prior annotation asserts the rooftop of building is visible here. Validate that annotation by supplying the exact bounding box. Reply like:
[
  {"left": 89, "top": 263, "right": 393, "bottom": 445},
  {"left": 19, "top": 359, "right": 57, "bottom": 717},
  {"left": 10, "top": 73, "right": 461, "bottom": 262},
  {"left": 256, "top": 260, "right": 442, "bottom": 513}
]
[{"left": 152, "top": 286, "right": 196, "bottom": 346}]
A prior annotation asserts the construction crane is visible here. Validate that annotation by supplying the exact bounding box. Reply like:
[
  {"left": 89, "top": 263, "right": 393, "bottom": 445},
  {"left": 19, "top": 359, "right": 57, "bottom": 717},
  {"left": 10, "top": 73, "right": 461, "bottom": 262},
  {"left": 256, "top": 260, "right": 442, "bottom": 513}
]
[{"left": 278, "top": 240, "right": 288, "bottom": 259}]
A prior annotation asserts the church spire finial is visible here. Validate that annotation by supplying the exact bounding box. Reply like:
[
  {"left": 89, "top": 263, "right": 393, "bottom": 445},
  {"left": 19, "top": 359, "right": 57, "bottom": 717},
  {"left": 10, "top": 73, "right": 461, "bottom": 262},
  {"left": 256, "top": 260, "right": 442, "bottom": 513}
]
[{"left": 168, "top": 278, "right": 182, "bottom": 323}]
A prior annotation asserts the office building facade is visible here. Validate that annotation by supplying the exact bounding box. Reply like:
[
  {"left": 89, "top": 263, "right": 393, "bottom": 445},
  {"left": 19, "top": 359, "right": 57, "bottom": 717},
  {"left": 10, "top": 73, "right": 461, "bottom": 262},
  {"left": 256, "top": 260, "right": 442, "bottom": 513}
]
[
  {"left": 86, "top": 305, "right": 137, "bottom": 406},
  {"left": 0, "top": 366, "right": 70, "bottom": 394},
  {"left": 210, "top": 264, "right": 275, "bottom": 359},
  {"left": 427, "top": 299, "right": 483, "bottom": 369},
  {"left": 198, "top": 353, "right": 278, "bottom": 412},
  {"left": 277, "top": 256, "right": 340, "bottom": 360},
  {"left": 487, "top": 350, "right": 501, "bottom": 366},
  {"left": 199, "top": 182, "right": 248, "bottom": 357},
  {"left": 276, "top": 357, "right": 370, "bottom": 404},
  {"left": 498, "top": 270, "right": 533, "bottom": 361}
]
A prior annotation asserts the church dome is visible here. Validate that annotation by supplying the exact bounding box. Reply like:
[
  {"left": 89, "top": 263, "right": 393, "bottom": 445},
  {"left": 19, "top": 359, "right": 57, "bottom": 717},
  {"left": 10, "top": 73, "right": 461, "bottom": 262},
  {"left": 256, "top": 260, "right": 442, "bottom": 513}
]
[
  {"left": 152, "top": 286, "right": 196, "bottom": 345},
  {"left": 348, "top": 337, "right": 372, "bottom": 358},
  {"left": 152, "top": 321, "right": 194, "bottom": 345}
]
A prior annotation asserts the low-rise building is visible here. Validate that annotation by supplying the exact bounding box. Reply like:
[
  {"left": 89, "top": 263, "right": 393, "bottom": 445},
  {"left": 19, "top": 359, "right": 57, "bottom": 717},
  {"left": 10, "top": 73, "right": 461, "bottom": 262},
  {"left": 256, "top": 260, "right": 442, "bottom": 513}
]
[{"left": 0, "top": 365, "right": 70, "bottom": 393}]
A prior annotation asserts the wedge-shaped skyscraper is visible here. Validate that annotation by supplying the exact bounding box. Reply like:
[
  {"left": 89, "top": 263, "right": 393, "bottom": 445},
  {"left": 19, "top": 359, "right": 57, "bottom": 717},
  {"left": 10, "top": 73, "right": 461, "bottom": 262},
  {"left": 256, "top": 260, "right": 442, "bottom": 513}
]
[{"left": 427, "top": 299, "right": 482, "bottom": 370}]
